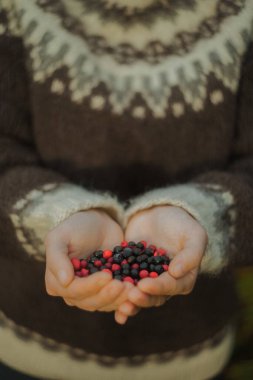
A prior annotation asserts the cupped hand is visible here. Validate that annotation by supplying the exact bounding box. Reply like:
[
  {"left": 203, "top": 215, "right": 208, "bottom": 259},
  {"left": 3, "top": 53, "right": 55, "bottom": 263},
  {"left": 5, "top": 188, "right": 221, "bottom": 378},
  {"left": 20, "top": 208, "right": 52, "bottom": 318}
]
[
  {"left": 44, "top": 209, "right": 140, "bottom": 317},
  {"left": 115, "top": 205, "right": 208, "bottom": 322}
]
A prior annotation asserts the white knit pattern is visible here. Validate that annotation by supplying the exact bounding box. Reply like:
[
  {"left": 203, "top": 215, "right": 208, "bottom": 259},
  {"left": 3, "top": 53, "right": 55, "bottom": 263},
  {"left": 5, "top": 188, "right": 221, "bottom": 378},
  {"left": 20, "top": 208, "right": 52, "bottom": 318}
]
[{"left": 9, "top": 183, "right": 124, "bottom": 260}]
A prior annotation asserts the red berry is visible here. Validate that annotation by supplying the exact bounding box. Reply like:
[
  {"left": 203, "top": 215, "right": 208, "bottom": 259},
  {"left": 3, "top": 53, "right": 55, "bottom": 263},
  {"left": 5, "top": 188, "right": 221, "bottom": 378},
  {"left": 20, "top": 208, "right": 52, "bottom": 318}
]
[
  {"left": 94, "top": 260, "right": 102, "bottom": 267},
  {"left": 162, "top": 264, "right": 169, "bottom": 271},
  {"left": 157, "top": 248, "right": 166, "bottom": 256},
  {"left": 75, "top": 271, "right": 82, "bottom": 277},
  {"left": 134, "top": 279, "right": 138, "bottom": 285},
  {"left": 71, "top": 258, "right": 81, "bottom": 270},
  {"left": 80, "top": 260, "right": 88, "bottom": 268},
  {"left": 121, "top": 240, "right": 128, "bottom": 247},
  {"left": 154, "top": 251, "right": 159, "bottom": 257},
  {"left": 132, "top": 263, "right": 139, "bottom": 269},
  {"left": 107, "top": 257, "right": 114, "bottom": 263},
  {"left": 81, "top": 268, "right": 89, "bottom": 277},
  {"left": 103, "top": 250, "right": 113, "bottom": 259},
  {"left": 139, "top": 270, "right": 149, "bottom": 278},
  {"left": 123, "top": 277, "right": 134, "bottom": 284},
  {"left": 112, "top": 264, "right": 121, "bottom": 271},
  {"left": 149, "top": 272, "right": 158, "bottom": 278},
  {"left": 102, "top": 269, "right": 112, "bottom": 274},
  {"left": 121, "top": 259, "right": 128, "bottom": 265},
  {"left": 149, "top": 244, "right": 156, "bottom": 251},
  {"left": 140, "top": 240, "right": 147, "bottom": 248},
  {"left": 105, "top": 262, "right": 112, "bottom": 268}
]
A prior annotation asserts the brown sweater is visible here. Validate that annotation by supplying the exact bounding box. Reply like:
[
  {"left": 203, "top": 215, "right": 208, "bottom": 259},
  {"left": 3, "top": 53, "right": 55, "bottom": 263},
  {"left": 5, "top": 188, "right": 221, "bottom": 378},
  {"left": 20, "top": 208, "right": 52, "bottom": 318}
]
[{"left": 0, "top": 1, "right": 253, "bottom": 379}]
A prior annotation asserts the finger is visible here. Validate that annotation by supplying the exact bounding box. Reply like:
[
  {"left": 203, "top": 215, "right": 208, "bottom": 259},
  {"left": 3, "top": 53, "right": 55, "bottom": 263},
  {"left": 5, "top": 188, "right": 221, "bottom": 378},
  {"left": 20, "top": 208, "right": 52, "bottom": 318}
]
[
  {"left": 138, "top": 270, "right": 198, "bottom": 296},
  {"left": 45, "top": 267, "right": 112, "bottom": 299},
  {"left": 45, "top": 268, "right": 60, "bottom": 296},
  {"left": 127, "top": 287, "right": 160, "bottom": 308},
  {"left": 45, "top": 234, "right": 74, "bottom": 287},
  {"left": 117, "top": 300, "right": 141, "bottom": 316},
  {"left": 114, "top": 310, "right": 128, "bottom": 325},
  {"left": 169, "top": 239, "right": 204, "bottom": 278},
  {"left": 76, "top": 279, "right": 125, "bottom": 311},
  {"left": 66, "top": 271, "right": 112, "bottom": 299},
  {"left": 63, "top": 298, "right": 75, "bottom": 307}
]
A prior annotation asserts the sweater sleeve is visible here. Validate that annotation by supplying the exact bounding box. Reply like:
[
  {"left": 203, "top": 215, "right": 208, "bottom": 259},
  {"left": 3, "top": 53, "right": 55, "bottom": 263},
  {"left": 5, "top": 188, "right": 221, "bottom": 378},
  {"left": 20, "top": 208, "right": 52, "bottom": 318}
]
[
  {"left": 0, "top": 17, "right": 124, "bottom": 262},
  {"left": 124, "top": 43, "right": 253, "bottom": 275}
]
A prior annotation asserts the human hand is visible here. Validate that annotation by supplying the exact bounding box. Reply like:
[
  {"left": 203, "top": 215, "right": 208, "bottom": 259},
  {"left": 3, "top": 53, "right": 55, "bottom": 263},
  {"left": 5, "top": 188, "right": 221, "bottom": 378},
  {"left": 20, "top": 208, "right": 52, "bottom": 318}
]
[
  {"left": 44, "top": 210, "right": 140, "bottom": 316},
  {"left": 115, "top": 205, "right": 208, "bottom": 323}
]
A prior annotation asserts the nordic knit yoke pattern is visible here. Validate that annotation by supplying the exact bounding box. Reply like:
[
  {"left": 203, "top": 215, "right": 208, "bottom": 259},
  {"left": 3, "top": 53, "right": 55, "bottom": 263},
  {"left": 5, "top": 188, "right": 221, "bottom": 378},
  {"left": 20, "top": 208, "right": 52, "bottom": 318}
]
[{"left": 0, "top": 0, "right": 252, "bottom": 379}]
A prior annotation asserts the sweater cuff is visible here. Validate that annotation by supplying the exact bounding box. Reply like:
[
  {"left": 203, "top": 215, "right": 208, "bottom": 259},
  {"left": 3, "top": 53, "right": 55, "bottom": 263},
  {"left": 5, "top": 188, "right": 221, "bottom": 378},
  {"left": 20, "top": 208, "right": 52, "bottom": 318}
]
[
  {"left": 9, "top": 183, "right": 124, "bottom": 261},
  {"left": 124, "top": 183, "right": 236, "bottom": 275}
]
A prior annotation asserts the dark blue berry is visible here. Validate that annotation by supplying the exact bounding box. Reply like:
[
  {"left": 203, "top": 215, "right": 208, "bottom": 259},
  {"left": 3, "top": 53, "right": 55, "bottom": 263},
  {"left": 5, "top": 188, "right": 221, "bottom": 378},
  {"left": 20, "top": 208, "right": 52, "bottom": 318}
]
[
  {"left": 123, "top": 248, "right": 133, "bottom": 258},
  {"left": 131, "top": 269, "right": 139, "bottom": 279},
  {"left": 90, "top": 267, "right": 99, "bottom": 274},
  {"left": 128, "top": 256, "right": 136, "bottom": 264},
  {"left": 128, "top": 241, "right": 136, "bottom": 247},
  {"left": 113, "top": 254, "right": 124, "bottom": 264},
  {"left": 122, "top": 269, "right": 130, "bottom": 276},
  {"left": 114, "top": 275, "right": 123, "bottom": 281},
  {"left": 136, "top": 242, "right": 144, "bottom": 249},
  {"left": 155, "top": 265, "right": 164, "bottom": 274},
  {"left": 113, "top": 270, "right": 121, "bottom": 276},
  {"left": 121, "top": 263, "right": 130, "bottom": 270},
  {"left": 132, "top": 247, "right": 142, "bottom": 256},
  {"left": 140, "top": 262, "right": 148, "bottom": 270},
  {"left": 136, "top": 254, "right": 147, "bottom": 263},
  {"left": 113, "top": 245, "right": 123, "bottom": 253},
  {"left": 94, "top": 250, "right": 103, "bottom": 258},
  {"left": 144, "top": 248, "right": 154, "bottom": 256}
]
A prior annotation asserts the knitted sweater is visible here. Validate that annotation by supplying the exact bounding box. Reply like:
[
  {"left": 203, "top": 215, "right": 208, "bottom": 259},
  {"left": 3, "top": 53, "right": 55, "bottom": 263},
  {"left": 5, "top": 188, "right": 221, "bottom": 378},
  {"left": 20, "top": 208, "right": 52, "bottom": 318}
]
[{"left": 0, "top": 1, "right": 253, "bottom": 379}]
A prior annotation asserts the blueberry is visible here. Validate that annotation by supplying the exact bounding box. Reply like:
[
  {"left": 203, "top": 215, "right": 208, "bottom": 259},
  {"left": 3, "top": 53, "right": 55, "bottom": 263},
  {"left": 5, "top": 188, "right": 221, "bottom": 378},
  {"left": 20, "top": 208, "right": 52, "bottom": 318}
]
[
  {"left": 140, "top": 262, "right": 148, "bottom": 270},
  {"left": 90, "top": 267, "right": 99, "bottom": 274},
  {"left": 87, "top": 263, "right": 95, "bottom": 269},
  {"left": 149, "top": 264, "right": 156, "bottom": 271},
  {"left": 100, "top": 257, "right": 107, "bottom": 264},
  {"left": 155, "top": 265, "right": 164, "bottom": 274},
  {"left": 131, "top": 269, "right": 139, "bottom": 279},
  {"left": 114, "top": 275, "right": 123, "bottom": 281},
  {"left": 153, "top": 256, "right": 163, "bottom": 265},
  {"left": 113, "top": 245, "right": 123, "bottom": 254},
  {"left": 136, "top": 242, "right": 144, "bottom": 249},
  {"left": 132, "top": 247, "right": 141, "bottom": 256},
  {"left": 136, "top": 254, "right": 147, "bottom": 263},
  {"left": 128, "top": 241, "right": 136, "bottom": 247},
  {"left": 114, "top": 270, "right": 121, "bottom": 276},
  {"left": 94, "top": 250, "right": 103, "bottom": 258},
  {"left": 121, "top": 263, "right": 130, "bottom": 270},
  {"left": 144, "top": 248, "right": 154, "bottom": 257},
  {"left": 128, "top": 256, "right": 136, "bottom": 264},
  {"left": 123, "top": 248, "right": 133, "bottom": 258},
  {"left": 100, "top": 265, "right": 107, "bottom": 270},
  {"left": 122, "top": 269, "right": 130, "bottom": 276},
  {"left": 147, "top": 257, "right": 154, "bottom": 264},
  {"left": 113, "top": 254, "right": 124, "bottom": 264}
]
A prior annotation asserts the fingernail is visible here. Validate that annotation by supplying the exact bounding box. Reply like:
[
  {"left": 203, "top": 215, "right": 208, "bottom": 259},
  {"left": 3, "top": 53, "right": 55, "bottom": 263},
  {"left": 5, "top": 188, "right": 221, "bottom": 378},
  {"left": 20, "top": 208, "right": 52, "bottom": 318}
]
[
  {"left": 171, "top": 263, "right": 183, "bottom": 277},
  {"left": 58, "top": 270, "right": 69, "bottom": 286}
]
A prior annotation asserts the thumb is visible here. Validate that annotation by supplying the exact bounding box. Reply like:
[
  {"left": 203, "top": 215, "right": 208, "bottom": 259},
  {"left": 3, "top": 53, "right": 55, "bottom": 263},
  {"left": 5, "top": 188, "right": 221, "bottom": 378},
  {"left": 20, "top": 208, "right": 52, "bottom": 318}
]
[
  {"left": 45, "top": 235, "right": 74, "bottom": 287},
  {"left": 169, "top": 240, "right": 203, "bottom": 278}
]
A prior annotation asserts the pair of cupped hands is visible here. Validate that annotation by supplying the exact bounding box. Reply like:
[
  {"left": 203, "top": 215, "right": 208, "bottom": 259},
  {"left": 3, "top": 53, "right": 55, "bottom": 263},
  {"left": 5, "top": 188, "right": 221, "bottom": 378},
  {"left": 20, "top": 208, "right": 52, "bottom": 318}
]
[{"left": 45, "top": 205, "right": 208, "bottom": 325}]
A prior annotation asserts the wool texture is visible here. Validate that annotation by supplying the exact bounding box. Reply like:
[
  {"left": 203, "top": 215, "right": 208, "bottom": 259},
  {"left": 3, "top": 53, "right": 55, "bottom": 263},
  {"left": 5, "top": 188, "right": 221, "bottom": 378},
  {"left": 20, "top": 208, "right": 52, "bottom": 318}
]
[{"left": 0, "top": 0, "right": 252, "bottom": 379}]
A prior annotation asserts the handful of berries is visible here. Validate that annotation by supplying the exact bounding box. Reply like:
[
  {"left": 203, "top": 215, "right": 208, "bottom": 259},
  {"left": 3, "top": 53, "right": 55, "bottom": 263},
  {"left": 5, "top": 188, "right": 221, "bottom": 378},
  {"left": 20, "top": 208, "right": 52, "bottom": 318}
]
[{"left": 71, "top": 240, "right": 171, "bottom": 285}]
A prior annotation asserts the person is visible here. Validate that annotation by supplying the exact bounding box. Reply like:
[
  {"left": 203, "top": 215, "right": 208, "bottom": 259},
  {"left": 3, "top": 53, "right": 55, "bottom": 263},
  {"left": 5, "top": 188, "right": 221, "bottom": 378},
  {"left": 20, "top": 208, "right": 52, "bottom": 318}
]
[{"left": 0, "top": 0, "right": 252, "bottom": 379}]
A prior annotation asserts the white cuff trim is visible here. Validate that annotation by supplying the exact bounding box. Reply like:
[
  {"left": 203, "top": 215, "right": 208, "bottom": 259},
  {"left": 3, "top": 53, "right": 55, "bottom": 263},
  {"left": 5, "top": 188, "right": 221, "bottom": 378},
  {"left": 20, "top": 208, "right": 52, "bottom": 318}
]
[{"left": 9, "top": 183, "right": 124, "bottom": 260}]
